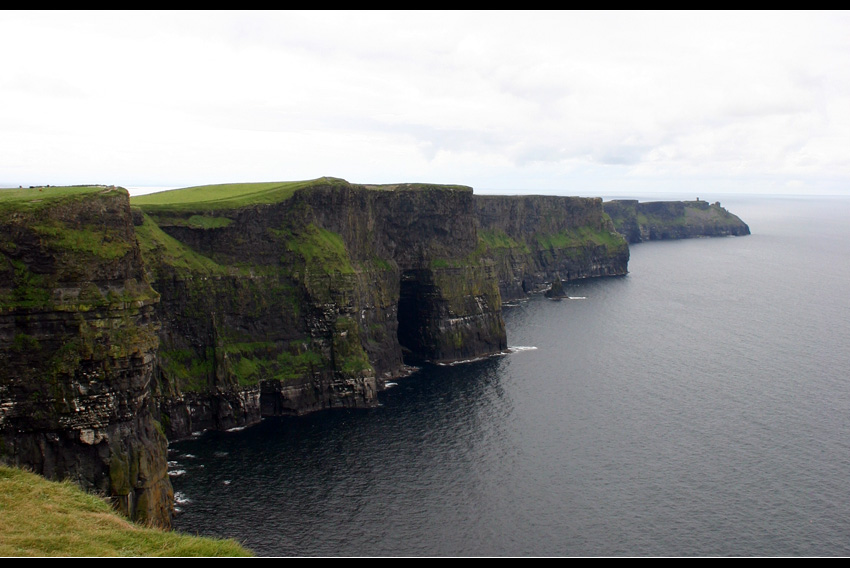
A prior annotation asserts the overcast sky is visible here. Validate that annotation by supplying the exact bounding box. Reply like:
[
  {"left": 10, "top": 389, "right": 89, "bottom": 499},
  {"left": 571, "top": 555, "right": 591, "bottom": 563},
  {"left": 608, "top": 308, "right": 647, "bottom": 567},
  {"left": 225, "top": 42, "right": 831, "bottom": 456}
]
[{"left": 2, "top": 10, "right": 849, "bottom": 197}]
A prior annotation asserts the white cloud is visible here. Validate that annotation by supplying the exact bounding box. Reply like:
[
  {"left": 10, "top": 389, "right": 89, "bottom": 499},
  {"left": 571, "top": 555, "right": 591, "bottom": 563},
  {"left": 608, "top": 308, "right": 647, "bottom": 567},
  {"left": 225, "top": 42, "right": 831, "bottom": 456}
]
[{"left": 1, "top": 10, "right": 849, "bottom": 195}]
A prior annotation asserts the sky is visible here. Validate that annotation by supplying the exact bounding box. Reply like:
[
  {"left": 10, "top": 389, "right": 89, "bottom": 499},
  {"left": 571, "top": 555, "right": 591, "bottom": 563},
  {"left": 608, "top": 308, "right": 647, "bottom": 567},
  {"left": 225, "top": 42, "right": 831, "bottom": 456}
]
[{"left": 2, "top": 10, "right": 849, "bottom": 198}]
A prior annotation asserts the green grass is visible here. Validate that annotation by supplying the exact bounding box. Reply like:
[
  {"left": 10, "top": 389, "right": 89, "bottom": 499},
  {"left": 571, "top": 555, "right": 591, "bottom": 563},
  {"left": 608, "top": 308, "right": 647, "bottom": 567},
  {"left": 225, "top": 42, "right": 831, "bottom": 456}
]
[
  {"left": 0, "top": 465, "right": 252, "bottom": 557},
  {"left": 0, "top": 185, "right": 124, "bottom": 212},
  {"left": 131, "top": 177, "right": 349, "bottom": 212},
  {"left": 134, "top": 212, "right": 231, "bottom": 276}
]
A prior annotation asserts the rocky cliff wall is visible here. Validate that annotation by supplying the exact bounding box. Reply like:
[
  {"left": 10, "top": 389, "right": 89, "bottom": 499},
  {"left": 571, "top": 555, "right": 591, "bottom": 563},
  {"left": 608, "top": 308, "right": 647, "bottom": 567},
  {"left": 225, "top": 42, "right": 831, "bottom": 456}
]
[
  {"left": 136, "top": 180, "right": 506, "bottom": 439},
  {"left": 0, "top": 186, "right": 173, "bottom": 528},
  {"left": 0, "top": 181, "right": 755, "bottom": 530},
  {"left": 603, "top": 199, "right": 751, "bottom": 243},
  {"left": 474, "top": 195, "right": 630, "bottom": 300}
]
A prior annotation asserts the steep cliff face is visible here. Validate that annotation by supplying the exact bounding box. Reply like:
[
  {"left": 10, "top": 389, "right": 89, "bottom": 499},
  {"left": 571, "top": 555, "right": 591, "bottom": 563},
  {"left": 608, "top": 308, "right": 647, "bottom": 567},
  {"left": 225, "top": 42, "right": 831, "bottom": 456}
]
[
  {"left": 0, "top": 186, "right": 173, "bottom": 528},
  {"left": 134, "top": 179, "right": 506, "bottom": 439},
  {"left": 603, "top": 199, "right": 751, "bottom": 243},
  {"left": 474, "top": 195, "right": 630, "bottom": 300}
]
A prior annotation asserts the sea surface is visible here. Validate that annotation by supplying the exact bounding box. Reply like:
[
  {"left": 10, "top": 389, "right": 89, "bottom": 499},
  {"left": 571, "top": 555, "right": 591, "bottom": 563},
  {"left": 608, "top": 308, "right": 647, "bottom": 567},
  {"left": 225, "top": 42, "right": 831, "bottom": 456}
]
[{"left": 168, "top": 194, "right": 850, "bottom": 556}]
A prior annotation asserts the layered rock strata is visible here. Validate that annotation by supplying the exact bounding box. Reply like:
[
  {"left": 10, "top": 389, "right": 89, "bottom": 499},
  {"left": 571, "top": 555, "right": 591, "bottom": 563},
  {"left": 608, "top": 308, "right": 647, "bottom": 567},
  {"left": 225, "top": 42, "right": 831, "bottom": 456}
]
[{"left": 0, "top": 186, "right": 173, "bottom": 528}]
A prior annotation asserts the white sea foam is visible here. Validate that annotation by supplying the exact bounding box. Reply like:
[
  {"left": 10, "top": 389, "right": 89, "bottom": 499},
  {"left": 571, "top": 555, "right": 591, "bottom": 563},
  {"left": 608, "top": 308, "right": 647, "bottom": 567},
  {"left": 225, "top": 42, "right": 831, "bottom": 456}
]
[
  {"left": 226, "top": 426, "right": 246, "bottom": 432},
  {"left": 174, "top": 492, "right": 192, "bottom": 505},
  {"left": 168, "top": 469, "right": 186, "bottom": 477},
  {"left": 568, "top": 296, "right": 587, "bottom": 300},
  {"left": 508, "top": 345, "right": 538, "bottom": 353}
]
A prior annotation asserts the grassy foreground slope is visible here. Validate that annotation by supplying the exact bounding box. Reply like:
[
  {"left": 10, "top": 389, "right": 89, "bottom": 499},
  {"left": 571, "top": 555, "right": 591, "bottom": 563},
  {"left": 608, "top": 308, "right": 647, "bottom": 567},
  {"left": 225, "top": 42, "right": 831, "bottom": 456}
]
[{"left": 0, "top": 466, "right": 252, "bottom": 557}]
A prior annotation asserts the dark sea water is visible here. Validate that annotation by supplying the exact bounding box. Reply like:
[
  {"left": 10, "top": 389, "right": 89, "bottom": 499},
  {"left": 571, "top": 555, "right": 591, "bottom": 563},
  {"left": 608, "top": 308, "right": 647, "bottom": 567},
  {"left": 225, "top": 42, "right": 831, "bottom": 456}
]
[{"left": 168, "top": 195, "right": 850, "bottom": 556}]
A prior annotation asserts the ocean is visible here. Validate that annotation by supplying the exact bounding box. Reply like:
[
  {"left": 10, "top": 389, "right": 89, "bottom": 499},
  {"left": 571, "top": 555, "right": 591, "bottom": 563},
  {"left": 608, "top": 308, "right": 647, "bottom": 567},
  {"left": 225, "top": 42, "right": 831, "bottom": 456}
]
[{"left": 168, "top": 194, "right": 850, "bottom": 556}]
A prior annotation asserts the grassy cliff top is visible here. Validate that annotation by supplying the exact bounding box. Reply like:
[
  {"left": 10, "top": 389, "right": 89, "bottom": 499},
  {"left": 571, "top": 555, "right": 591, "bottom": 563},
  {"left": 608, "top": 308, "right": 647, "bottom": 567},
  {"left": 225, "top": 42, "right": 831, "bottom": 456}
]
[
  {"left": 132, "top": 177, "right": 473, "bottom": 212},
  {"left": 361, "top": 182, "right": 472, "bottom": 192},
  {"left": 0, "top": 185, "right": 126, "bottom": 213},
  {"left": 0, "top": 465, "right": 252, "bottom": 557},
  {"left": 131, "top": 178, "right": 346, "bottom": 212}
]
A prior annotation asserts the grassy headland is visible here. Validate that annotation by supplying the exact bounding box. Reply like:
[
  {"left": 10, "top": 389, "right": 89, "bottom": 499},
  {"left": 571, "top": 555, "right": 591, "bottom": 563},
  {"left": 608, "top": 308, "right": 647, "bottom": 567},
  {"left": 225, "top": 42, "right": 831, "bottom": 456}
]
[{"left": 0, "top": 465, "right": 252, "bottom": 557}]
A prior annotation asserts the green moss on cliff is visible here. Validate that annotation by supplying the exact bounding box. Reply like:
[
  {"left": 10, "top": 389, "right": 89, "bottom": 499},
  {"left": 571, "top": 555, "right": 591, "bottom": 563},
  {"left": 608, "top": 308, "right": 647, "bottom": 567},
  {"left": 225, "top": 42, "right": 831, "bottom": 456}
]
[
  {"left": 30, "top": 220, "right": 133, "bottom": 261},
  {"left": 159, "top": 348, "right": 214, "bottom": 392},
  {"left": 332, "top": 316, "right": 373, "bottom": 376},
  {"left": 479, "top": 229, "right": 530, "bottom": 252},
  {"left": 7, "top": 260, "right": 51, "bottom": 309},
  {"left": 273, "top": 348, "right": 325, "bottom": 382},
  {"left": 283, "top": 224, "right": 354, "bottom": 276},
  {"left": 535, "top": 226, "right": 626, "bottom": 253},
  {"left": 134, "top": 212, "right": 231, "bottom": 277}
]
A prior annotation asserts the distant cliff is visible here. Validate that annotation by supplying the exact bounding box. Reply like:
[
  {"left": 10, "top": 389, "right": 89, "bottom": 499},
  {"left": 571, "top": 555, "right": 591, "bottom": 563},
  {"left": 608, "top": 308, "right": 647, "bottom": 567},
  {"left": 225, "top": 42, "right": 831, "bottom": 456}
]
[
  {"left": 603, "top": 199, "right": 750, "bottom": 243},
  {"left": 475, "top": 195, "right": 629, "bottom": 300}
]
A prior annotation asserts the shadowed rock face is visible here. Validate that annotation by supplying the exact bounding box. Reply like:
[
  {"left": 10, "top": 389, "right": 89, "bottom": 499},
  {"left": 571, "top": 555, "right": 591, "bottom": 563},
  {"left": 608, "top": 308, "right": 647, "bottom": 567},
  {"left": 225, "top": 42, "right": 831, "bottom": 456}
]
[
  {"left": 0, "top": 187, "right": 173, "bottom": 528},
  {"left": 603, "top": 199, "right": 751, "bottom": 244}
]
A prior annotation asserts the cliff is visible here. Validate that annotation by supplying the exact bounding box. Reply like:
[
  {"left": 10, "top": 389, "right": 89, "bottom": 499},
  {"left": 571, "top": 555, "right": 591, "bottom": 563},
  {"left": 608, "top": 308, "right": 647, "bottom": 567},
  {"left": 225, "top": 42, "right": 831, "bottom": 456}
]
[
  {"left": 474, "top": 195, "right": 630, "bottom": 300},
  {"left": 0, "top": 186, "right": 173, "bottom": 528},
  {"left": 133, "top": 179, "right": 506, "bottom": 439},
  {"left": 1, "top": 179, "right": 751, "bottom": 531},
  {"left": 603, "top": 199, "right": 751, "bottom": 243}
]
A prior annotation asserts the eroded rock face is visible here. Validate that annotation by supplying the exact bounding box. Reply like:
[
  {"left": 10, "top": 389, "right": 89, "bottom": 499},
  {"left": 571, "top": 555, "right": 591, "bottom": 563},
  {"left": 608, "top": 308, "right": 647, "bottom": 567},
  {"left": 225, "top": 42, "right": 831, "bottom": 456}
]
[
  {"left": 0, "top": 187, "right": 173, "bottom": 528},
  {"left": 603, "top": 199, "right": 751, "bottom": 244}
]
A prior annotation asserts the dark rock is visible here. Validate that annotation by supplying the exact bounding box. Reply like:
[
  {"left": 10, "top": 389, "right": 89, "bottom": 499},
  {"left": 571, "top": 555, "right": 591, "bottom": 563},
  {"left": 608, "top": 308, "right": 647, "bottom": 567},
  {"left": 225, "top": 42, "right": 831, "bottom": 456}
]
[{"left": 0, "top": 187, "right": 173, "bottom": 528}]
